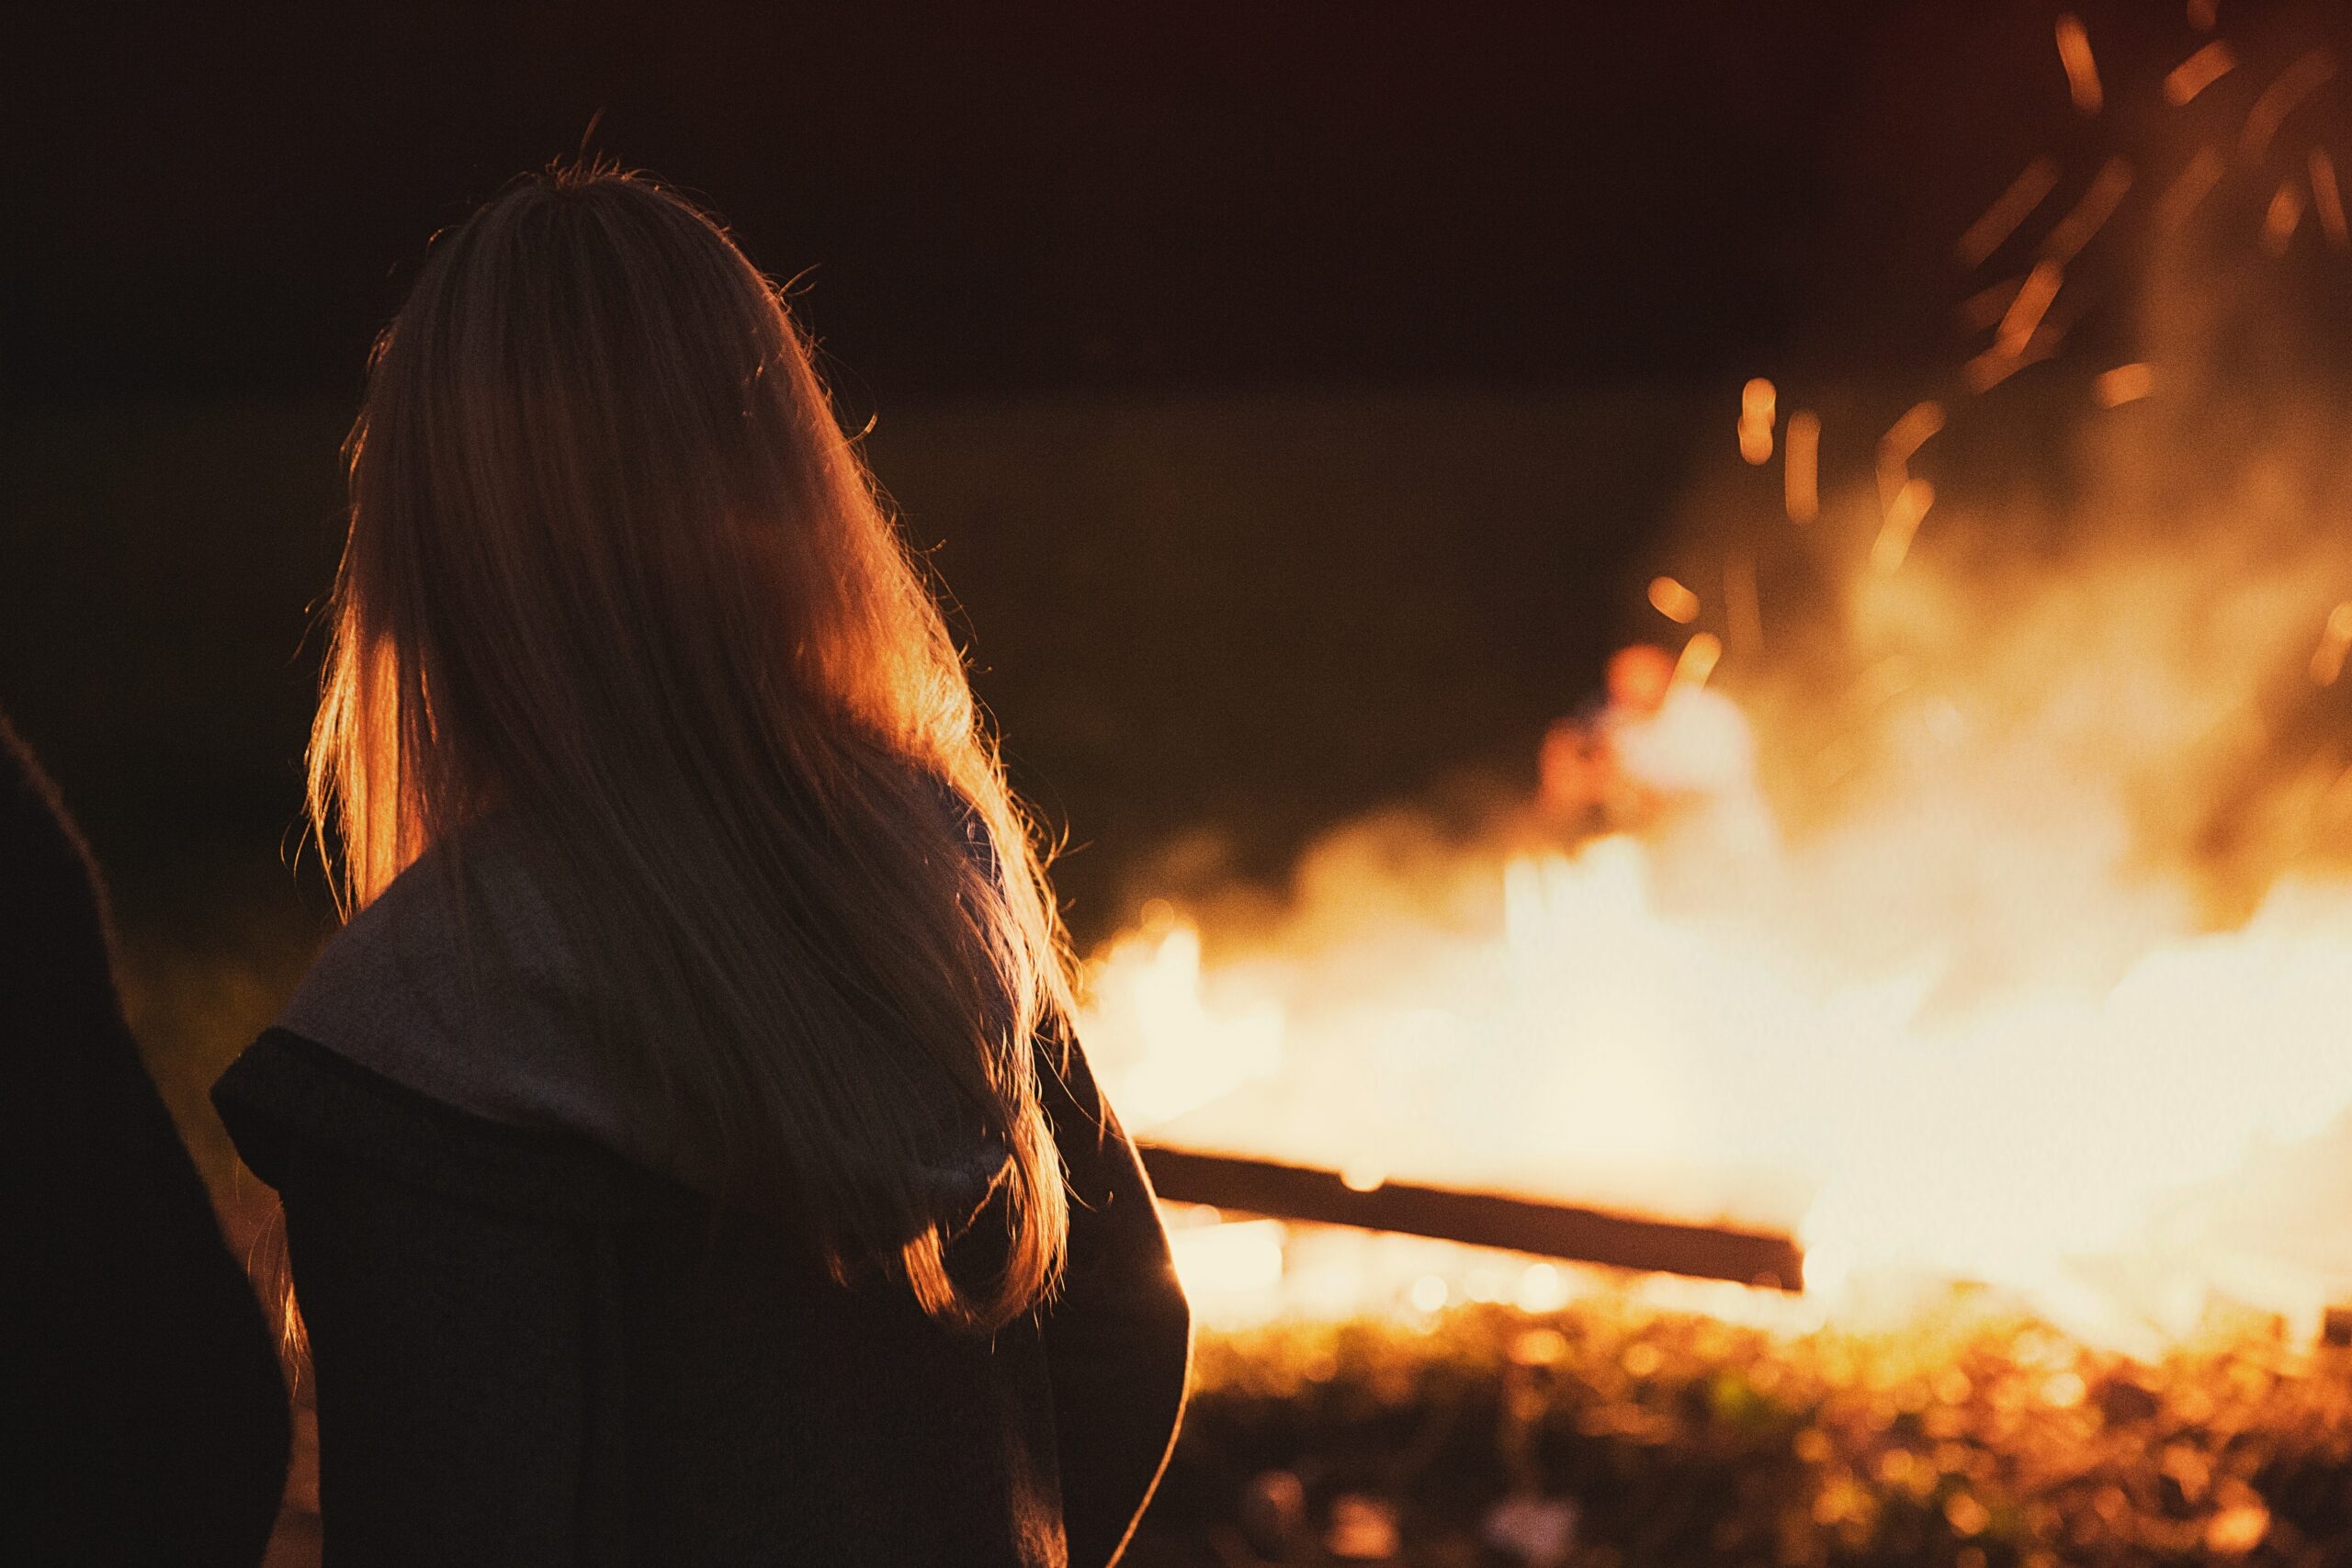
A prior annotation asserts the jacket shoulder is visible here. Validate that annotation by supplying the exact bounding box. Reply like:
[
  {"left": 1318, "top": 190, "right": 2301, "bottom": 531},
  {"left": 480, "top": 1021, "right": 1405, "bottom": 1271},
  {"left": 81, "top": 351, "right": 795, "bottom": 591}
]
[{"left": 213, "top": 1028, "right": 687, "bottom": 1227}]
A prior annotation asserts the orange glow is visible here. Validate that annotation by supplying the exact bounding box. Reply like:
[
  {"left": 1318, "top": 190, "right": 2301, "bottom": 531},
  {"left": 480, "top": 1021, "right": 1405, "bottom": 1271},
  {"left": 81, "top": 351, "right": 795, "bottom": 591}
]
[
  {"left": 1647, "top": 575, "right": 1702, "bottom": 624},
  {"left": 1737, "top": 377, "right": 1777, "bottom": 465},
  {"left": 1955, "top": 158, "right": 2060, "bottom": 267},
  {"left": 2093, "top": 363, "right": 2154, "bottom": 408},
  {"left": 2262, "top": 180, "right": 2308, "bottom": 255},
  {"left": 1996, "top": 259, "right": 2064, "bottom": 357},
  {"left": 2312, "top": 603, "right": 2352, "bottom": 686},
  {"left": 2164, "top": 40, "right": 2236, "bottom": 106},
  {"left": 2054, "top": 16, "right": 2102, "bottom": 116},
  {"left": 2312, "top": 149, "right": 2349, "bottom": 250},
  {"left": 2241, "top": 51, "right": 2335, "bottom": 164},
  {"left": 2039, "top": 158, "right": 2133, "bottom": 265},
  {"left": 1782, "top": 410, "right": 1821, "bottom": 525},
  {"left": 2156, "top": 147, "right": 2228, "bottom": 232},
  {"left": 1868, "top": 478, "right": 1934, "bottom": 574}
]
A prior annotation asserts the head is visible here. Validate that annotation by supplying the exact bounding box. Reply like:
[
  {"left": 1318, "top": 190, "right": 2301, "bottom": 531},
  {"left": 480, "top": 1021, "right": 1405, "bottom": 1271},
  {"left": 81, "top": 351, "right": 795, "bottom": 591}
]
[{"left": 311, "top": 165, "right": 1069, "bottom": 1329}]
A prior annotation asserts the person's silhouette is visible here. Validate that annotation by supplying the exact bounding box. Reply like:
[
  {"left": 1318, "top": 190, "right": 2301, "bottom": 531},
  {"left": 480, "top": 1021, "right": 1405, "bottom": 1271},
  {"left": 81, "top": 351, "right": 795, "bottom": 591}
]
[{"left": 2, "top": 713, "right": 288, "bottom": 1564}]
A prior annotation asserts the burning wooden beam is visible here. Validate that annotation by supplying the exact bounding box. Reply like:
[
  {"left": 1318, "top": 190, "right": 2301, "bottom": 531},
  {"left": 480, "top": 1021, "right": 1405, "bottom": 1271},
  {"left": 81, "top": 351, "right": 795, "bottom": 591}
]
[{"left": 1137, "top": 1144, "right": 1805, "bottom": 1292}]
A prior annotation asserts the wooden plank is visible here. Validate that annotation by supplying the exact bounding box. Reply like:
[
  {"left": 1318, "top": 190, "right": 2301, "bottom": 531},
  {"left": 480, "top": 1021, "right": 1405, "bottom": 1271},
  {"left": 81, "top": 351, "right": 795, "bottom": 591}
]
[{"left": 1137, "top": 1144, "right": 1804, "bottom": 1291}]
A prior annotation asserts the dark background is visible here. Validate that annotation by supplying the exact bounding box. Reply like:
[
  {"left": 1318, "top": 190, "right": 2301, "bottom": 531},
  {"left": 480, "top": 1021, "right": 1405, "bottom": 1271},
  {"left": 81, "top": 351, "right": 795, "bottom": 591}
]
[{"left": 6, "top": 0, "right": 2349, "bottom": 1153}]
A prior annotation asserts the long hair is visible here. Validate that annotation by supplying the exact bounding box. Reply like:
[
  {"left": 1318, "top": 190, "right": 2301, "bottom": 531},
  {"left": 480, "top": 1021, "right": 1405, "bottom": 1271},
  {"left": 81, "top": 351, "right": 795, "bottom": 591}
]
[{"left": 309, "top": 166, "right": 1072, "bottom": 1331}]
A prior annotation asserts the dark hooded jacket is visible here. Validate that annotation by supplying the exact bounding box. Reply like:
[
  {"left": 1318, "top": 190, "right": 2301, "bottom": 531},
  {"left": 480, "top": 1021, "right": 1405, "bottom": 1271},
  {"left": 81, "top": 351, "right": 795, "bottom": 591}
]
[
  {"left": 3, "top": 715, "right": 289, "bottom": 1565},
  {"left": 209, "top": 819, "right": 1190, "bottom": 1568}
]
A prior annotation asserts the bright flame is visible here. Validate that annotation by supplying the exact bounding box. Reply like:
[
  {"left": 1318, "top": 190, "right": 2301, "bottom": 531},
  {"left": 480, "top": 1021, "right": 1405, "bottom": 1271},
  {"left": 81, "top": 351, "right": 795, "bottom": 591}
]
[{"left": 1082, "top": 526, "right": 2352, "bottom": 1348}]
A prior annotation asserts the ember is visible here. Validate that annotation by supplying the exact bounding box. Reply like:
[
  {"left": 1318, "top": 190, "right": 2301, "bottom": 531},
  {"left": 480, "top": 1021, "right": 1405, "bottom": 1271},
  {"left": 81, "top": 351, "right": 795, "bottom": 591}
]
[{"left": 1127, "top": 1292, "right": 2352, "bottom": 1567}]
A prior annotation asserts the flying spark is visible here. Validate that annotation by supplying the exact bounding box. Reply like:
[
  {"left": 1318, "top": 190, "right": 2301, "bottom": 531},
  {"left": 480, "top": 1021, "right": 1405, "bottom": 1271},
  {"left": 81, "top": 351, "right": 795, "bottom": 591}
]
[
  {"left": 2263, "top": 180, "right": 2309, "bottom": 254},
  {"left": 1877, "top": 401, "right": 1946, "bottom": 506},
  {"left": 2155, "top": 149, "right": 2227, "bottom": 232},
  {"left": 1783, "top": 411, "right": 1821, "bottom": 525},
  {"left": 2054, "top": 16, "right": 2102, "bottom": 116},
  {"left": 2164, "top": 41, "right": 2237, "bottom": 106},
  {"left": 2093, "top": 364, "right": 2155, "bottom": 407},
  {"left": 1870, "top": 479, "right": 1936, "bottom": 574},
  {"left": 1737, "top": 378, "right": 1777, "bottom": 465},
  {"left": 2243, "top": 51, "right": 2336, "bottom": 164},
  {"left": 1647, "top": 576, "right": 1702, "bottom": 624},
  {"left": 2040, "top": 159, "right": 2134, "bottom": 265},
  {"left": 1997, "top": 260, "right": 2064, "bottom": 357},
  {"left": 1956, "top": 158, "right": 2061, "bottom": 267},
  {"left": 2311, "top": 149, "right": 2348, "bottom": 249},
  {"left": 1671, "top": 632, "right": 1723, "bottom": 692}
]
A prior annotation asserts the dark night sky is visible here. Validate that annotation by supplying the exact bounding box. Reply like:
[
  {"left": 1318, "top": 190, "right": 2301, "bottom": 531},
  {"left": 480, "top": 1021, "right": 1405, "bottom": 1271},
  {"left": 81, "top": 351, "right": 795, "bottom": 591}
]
[
  {"left": 2, "top": 0, "right": 2024, "bottom": 404},
  {"left": 9, "top": 0, "right": 2352, "bottom": 927}
]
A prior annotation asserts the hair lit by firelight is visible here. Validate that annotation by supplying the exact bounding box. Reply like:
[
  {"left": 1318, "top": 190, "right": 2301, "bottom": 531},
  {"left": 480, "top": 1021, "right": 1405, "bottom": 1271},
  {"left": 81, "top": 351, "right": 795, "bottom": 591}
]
[{"left": 308, "top": 165, "right": 1072, "bottom": 1331}]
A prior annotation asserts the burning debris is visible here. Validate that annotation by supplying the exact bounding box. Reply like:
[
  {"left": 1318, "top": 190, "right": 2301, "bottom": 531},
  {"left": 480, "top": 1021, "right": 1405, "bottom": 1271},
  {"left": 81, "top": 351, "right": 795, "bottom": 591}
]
[{"left": 1127, "top": 1293, "right": 2352, "bottom": 1567}]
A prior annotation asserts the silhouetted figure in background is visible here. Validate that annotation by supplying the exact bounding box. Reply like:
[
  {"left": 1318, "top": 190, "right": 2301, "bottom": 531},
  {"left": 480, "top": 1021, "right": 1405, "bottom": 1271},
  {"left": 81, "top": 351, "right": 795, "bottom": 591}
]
[{"left": 2, "top": 713, "right": 288, "bottom": 1564}]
